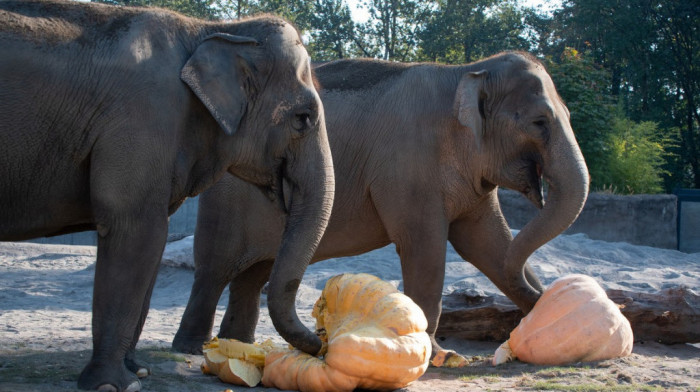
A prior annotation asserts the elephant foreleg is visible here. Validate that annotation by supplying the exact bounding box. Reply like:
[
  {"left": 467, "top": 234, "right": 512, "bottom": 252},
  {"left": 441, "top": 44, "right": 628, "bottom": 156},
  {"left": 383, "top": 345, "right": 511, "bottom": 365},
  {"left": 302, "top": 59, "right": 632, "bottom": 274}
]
[
  {"left": 448, "top": 198, "right": 543, "bottom": 312},
  {"left": 219, "top": 259, "right": 274, "bottom": 343},
  {"left": 125, "top": 266, "right": 160, "bottom": 378}
]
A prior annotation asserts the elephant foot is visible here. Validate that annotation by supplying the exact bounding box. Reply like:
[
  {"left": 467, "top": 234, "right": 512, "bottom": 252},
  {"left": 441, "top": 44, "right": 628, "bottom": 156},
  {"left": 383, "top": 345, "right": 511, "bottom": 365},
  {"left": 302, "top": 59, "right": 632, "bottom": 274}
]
[
  {"left": 172, "top": 332, "right": 209, "bottom": 354},
  {"left": 517, "top": 287, "right": 542, "bottom": 314},
  {"left": 124, "top": 357, "right": 150, "bottom": 379},
  {"left": 428, "top": 337, "right": 471, "bottom": 368},
  {"left": 97, "top": 380, "right": 141, "bottom": 392},
  {"left": 78, "top": 359, "right": 140, "bottom": 391},
  {"left": 430, "top": 349, "right": 470, "bottom": 368}
]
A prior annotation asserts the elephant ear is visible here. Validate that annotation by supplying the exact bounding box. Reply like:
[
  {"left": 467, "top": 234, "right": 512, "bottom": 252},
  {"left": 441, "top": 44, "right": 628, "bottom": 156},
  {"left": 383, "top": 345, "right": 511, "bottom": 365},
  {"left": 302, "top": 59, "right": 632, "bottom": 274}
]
[
  {"left": 456, "top": 70, "right": 488, "bottom": 150},
  {"left": 181, "top": 33, "right": 259, "bottom": 136}
]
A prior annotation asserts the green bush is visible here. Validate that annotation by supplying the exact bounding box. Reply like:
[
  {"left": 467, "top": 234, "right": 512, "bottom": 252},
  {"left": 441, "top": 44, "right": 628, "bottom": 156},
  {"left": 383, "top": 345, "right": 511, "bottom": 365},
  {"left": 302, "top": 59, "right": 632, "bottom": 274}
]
[
  {"left": 546, "top": 48, "right": 670, "bottom": 194},
  {"left": 598, "top": 116, "right": 669, "bottom": 194}
]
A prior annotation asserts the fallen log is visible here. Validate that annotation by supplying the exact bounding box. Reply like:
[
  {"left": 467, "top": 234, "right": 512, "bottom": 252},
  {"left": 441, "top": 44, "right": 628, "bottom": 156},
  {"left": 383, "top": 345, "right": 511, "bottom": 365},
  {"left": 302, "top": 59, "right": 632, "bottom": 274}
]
[
  {"left": 607, "top": 287, "right": 699, "bottom": 344},
  {"left": 437, "top": 286, "right": 699, "bottom": 344}
]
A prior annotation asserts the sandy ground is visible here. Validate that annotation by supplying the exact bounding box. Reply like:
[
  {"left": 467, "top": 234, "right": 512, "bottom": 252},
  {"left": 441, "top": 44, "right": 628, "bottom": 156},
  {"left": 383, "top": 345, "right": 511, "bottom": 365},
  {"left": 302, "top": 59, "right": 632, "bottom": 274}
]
[{"left": 0, "top": 232, "right": 698, "bottom": 391}]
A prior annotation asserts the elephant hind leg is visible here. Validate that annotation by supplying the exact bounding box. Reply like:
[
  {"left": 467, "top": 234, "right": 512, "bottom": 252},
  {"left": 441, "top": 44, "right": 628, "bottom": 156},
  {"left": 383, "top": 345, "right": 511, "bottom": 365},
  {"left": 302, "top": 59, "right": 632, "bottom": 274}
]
[
  {"left": 172, "top": 267, "right": 231, "bottom": 354},
  {"left": 218, "top": 259, "right": 274, "bottom": 343}
]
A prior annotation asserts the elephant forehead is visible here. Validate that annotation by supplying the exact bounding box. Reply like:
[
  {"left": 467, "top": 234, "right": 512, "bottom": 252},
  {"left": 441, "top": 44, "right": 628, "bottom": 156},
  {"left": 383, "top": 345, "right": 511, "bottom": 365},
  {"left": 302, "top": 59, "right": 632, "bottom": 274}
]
[
  {"left": 510, "top": 68, "right": 563, "bottom": 113},
  {"left": 274, "top": 23, "right": 307, "bottom": 62}
]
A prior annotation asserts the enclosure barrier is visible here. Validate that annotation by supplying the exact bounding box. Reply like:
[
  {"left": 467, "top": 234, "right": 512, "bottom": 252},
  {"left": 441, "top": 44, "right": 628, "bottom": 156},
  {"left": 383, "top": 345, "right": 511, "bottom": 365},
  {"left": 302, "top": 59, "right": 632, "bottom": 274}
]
[{"left": 28, "top": 190, "right": 698, "bottom": 253}]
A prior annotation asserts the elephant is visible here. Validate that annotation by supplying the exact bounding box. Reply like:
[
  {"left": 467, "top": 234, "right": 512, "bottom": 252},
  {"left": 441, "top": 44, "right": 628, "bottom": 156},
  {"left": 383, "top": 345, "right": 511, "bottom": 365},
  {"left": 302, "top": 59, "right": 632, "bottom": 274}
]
[
  {"left": 0, "top": 1, "right": 334, "bottom": 391},
  {"left": 172, "top": 52, "right": 589, "bottom": 361}
]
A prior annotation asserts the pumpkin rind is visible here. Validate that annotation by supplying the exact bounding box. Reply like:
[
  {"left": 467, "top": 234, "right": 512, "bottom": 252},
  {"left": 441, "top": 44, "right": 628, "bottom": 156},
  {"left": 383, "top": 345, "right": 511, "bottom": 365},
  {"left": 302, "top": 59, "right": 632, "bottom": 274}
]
[
  {"left": 506, "top": 274, "right": 633, "bottom": 365},
  {"left": 262, "top": 349, "right": 360, "bottom": 392}
]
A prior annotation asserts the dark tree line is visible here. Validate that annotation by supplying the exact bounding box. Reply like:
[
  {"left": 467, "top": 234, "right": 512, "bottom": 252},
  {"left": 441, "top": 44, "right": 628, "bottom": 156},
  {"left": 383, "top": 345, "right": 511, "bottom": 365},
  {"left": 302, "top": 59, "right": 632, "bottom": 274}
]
[{"left": 92, "top": 0, "right": 699, "bottom": 193}]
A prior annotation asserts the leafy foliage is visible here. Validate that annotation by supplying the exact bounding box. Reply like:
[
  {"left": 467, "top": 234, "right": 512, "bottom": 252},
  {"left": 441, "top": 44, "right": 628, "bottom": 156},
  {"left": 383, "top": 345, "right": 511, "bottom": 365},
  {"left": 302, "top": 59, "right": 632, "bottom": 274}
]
[
  {"left": 352, "top": 0, "right": 429, "bottom": 61},
  {"left": 418, "top": 0, "right": 530, "bottom": 63},
  {"left": 540, "top": 0, "right": 700, "bottom": 190},
  {"left": 602, "top": 117, "right": 670, "bottom": 194},
  {"left": 546, "top": 48, "right": 671, "bottom": 194},
  {"left": 306, "top": 0, "right": 358, "bottom": 60}
]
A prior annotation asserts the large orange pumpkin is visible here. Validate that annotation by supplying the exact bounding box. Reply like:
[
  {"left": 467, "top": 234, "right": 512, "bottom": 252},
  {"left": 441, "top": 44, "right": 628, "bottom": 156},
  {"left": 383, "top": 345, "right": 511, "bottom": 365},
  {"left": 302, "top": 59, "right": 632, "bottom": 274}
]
[
  {"left": 262, "top": 273, "right": 431, "bottom": 392},
  {"left": 493, "top": 274, "right": 633, "bottom": 366}
]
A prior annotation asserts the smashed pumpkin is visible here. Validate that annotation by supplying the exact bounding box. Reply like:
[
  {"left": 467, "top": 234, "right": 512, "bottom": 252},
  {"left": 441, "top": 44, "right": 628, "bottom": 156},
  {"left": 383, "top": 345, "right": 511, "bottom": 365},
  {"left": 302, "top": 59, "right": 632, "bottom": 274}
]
[
  {"left": 262, "top": 273, "right": 431, "bottom": 392},
  {"left": 200, "top": 337, "right": 283, "bottom": 387},
  {"left": 493, "top": 274, "right": 634, "bottom": 366}
]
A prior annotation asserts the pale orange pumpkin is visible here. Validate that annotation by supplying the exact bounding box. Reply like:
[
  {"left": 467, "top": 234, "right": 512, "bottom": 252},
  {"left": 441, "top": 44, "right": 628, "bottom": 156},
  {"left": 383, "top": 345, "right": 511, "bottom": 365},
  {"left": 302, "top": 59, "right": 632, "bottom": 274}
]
[
  {"left": 493, "top": 274, "right": 634, "bottom": 366},
  {"left": 262, "top": 273, "right": 431, "bottom": 392}
]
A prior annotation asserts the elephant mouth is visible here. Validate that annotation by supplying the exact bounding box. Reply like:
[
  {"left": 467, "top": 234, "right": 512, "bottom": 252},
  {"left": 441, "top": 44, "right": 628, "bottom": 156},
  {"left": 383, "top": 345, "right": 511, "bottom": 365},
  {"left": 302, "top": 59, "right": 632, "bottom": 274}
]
[
  {"left": 230, "top": 160, "right": 288, "bottom": 214},
  {"left": 263, "top": 159, "right": 289, "bottom": 215},
  {"left": 521, "top": 161, "right": 544, "bottom": 209}
]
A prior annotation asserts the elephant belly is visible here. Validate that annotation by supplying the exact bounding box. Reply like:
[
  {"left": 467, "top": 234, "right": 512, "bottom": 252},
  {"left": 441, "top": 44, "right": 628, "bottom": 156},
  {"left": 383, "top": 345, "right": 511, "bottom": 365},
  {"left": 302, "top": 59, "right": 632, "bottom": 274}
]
[
  {"left": 0, "top": 198, "right": 93, "bottom": 241},
  {"left": 0, "top": 168, "right": 93, "bottom": 241},
  {"left": 313, "top": 208, "right": 390, "bottom": 261}
]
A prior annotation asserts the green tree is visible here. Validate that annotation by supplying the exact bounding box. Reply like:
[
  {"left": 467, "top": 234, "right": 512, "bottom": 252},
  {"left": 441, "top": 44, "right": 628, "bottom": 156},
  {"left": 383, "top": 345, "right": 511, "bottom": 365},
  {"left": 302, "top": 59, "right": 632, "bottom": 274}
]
[
  {"left": 547, "top": 48, "right": 671, "bottom": 194},
  {"left": 354, "top": 0, "right": 429, "bottom": 60},
  {"left": 418, "top": 0, "right": 530, "bottom": 64},
  {"left": 307, "top": 0, "right": 358, "bottom": 60},
  {"left": 539, "top": 0, "right": 700, "bottom": 190},
  {"left": 653, "top": 1, "right": 700, "bottom": 189},
  {"left": 545, "top": 48, "right": 615, "bottom": 189}
]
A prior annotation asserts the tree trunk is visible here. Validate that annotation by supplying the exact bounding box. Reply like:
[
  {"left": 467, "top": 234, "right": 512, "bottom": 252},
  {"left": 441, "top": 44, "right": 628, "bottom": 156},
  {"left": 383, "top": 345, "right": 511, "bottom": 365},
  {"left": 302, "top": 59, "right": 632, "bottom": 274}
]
[{"left": 437, "top": 287, "right": 699, "bottom": 344}]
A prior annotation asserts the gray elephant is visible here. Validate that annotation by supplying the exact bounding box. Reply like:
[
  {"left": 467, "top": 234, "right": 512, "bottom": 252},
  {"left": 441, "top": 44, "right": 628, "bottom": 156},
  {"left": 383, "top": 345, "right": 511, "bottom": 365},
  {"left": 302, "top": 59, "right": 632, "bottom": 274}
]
[
  {"left": 173, "top": 52, "right": 589, "bottom": 360},
  {"left": 0, "top": 1, "right": 334, "bottom": 391}
]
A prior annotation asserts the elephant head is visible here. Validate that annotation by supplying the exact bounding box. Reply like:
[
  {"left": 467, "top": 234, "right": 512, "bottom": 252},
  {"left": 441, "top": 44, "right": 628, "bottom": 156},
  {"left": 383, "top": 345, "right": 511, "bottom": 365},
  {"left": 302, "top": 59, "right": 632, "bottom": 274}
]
[
  {"left": 181, "top": 21, "right": 334, "bottom": 354},
  {"left": 456, "top": 52, "right": 589, "bottom": 312}
]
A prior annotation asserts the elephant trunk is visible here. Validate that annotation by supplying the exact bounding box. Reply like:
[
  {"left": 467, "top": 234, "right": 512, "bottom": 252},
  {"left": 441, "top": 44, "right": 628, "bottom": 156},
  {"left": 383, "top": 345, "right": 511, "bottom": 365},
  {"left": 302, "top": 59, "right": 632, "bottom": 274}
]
[
  {"left": 504, "top": 121, "right": 589, "bottom": 312},
  {"left": 266, "top": 121, "right": 335, "bottom": 356}
]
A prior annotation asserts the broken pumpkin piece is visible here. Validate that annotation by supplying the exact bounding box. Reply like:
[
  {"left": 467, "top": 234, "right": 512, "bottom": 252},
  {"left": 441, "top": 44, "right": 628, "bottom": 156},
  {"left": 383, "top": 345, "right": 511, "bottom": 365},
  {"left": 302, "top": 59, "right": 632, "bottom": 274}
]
[
  {"left": 200, "top": 338, "right": 288, "bottom": 387},
  {"left": 217, "top": 358, "right": 262, "bottom": 387},
  {"left": 203, "top": 348, "right": 228, "bottom": 376}
]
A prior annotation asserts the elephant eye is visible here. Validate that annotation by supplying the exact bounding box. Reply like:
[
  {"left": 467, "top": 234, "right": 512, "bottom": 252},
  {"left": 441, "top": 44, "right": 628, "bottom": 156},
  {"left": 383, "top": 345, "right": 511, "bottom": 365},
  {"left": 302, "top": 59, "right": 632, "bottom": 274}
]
[{"left": 292, "top": 112, "right": 312, "bottom": 132}]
